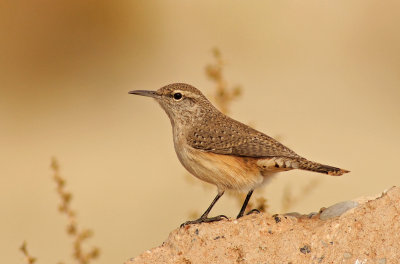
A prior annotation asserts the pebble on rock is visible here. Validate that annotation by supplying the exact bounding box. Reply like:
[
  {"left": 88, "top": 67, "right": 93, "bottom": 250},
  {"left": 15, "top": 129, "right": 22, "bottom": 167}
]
[{"left": 320, "top": 201, "right": 359, "bottom": 220}]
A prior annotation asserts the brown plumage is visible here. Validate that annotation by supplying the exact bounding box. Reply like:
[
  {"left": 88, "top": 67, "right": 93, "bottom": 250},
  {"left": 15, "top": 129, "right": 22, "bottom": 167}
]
[{"left": 129, "top": 83, "right": 349, "bottom": 226}]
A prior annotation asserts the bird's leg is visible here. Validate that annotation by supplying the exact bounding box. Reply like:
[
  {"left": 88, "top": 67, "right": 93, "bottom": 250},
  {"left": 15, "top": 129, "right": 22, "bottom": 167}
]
[
  {"left": 237, "top": 189, "right": 255, "bottom": 218},
  {"left": 181, "top": 191, "right": 227, "bottom": 227}
]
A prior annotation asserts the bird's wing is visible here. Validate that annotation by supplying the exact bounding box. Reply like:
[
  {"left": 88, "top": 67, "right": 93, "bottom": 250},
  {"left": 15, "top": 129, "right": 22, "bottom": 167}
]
[{"left": 187, "top": 115, "right": 299, "bottom": 158}]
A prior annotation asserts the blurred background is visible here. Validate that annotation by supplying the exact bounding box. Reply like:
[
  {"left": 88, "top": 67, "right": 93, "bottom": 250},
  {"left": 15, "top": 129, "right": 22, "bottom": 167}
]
[{"left": 1, "top": 0, "right": 400, "bottom": 263}]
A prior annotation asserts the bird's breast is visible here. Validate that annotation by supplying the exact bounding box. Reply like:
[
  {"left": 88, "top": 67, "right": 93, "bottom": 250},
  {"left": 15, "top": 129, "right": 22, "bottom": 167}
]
[{"left": 173, "top": 132, "right": 265, "bottom": 192}]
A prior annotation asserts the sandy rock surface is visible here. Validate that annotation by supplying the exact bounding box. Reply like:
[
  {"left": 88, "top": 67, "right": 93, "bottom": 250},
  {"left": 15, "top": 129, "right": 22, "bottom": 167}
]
[{"left": 127, "top": 187, "right": 400, "bottom": 264}]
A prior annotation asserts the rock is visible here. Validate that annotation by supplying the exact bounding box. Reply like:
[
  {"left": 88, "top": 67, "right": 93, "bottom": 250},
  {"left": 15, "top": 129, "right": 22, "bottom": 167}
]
[
  {"left": 319, "top": 200, "right": 359, "bottom": 220},
  {"left": 127, "top": 186, "right": 400, "bottom": 264}
]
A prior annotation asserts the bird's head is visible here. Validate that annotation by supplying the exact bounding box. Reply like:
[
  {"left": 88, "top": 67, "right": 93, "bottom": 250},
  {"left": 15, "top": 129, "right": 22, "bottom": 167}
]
[{"left": 129, "top": 83, "right": 215, "bottom": 125}]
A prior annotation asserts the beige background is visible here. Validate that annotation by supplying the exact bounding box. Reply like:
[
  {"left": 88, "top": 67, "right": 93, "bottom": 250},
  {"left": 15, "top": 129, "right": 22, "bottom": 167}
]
[{"left": 1, "top": 1, "right": 399, "bottom": 263}]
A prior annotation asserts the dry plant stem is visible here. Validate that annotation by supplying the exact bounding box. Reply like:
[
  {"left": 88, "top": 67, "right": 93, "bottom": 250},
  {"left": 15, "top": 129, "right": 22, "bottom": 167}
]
[
  {"left": 51, "top": 158, "right": 100, "bottom": 264},
  {"left": 204, "top": 48, "right": 268, "bottom": 214},
  {"left": 20, "top": 241, "right": 36, "bottom": 264},
  {"left": 205, "top": 48, "right": 242, "bottom": 115}
]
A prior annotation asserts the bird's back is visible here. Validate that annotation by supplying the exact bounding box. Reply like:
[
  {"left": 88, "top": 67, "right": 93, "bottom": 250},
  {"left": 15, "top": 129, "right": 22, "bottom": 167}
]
[
  {"left": 187, "top": 111, "right": 299, "bottom": 159},
  {"left": 186, "top": 111, "right": 348, "bottom": 176}
]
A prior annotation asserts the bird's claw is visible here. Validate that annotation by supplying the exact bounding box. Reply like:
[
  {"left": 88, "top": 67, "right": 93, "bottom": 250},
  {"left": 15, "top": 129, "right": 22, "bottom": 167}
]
[
  {"left": 237, "top": 209, "right": 260, "bottom": 219},
  {"left": 180, "top": 215, "right": 228, "bottom": 228},
  {"left": 246, "top": 209, "right": 260, "bottom": 215}
]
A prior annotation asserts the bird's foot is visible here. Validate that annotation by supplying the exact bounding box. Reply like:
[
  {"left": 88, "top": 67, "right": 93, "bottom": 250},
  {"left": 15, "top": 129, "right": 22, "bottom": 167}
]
[
  {"left": 246, "top": 209, "right": 260, "bottom": 215},
  {"left": 180, "top": 215, "right": 228, "bottom": 228},
  {"left": 237, "top": 209, "right": 260, "bottom": 219}
]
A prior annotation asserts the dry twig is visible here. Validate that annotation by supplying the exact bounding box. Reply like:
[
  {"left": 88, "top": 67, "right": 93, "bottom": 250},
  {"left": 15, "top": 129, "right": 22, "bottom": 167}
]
[
  {"left": 20, "top": 241, "right": 36, "bottom": 264},
  {"left": 205, "top": 48, "right": 242, "bottom": 115},
  {"left": 51, "top": 158, "right": 100, "bottom": 264}
]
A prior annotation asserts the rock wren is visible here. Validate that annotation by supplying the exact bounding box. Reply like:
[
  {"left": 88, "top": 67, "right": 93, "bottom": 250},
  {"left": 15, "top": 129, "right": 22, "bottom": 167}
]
[{"left": 129, "top": 83, "right": 349, "bottom": 226}]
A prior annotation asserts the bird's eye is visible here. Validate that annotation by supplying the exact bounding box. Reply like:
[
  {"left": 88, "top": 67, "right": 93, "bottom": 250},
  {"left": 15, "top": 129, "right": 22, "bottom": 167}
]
[{"left": 173, "top": 92, "right": 183, "bottom": 101}]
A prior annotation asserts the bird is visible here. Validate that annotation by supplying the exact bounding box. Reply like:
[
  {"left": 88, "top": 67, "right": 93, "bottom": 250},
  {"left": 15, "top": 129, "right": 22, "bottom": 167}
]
[{"left": 129, "top": 83, "right": 349, "bottom": 226}]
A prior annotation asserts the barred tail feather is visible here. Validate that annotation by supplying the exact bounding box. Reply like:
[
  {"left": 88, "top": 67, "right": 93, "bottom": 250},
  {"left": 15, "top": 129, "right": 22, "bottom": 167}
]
[{"left": 298, "top": 159, "right": 349, "bottom": 176}]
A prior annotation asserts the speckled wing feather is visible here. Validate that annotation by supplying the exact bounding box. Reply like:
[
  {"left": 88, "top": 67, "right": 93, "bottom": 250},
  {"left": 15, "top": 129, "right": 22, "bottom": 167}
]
[{"left": 187, "top": 114, "right": 300, "bottom": 158}]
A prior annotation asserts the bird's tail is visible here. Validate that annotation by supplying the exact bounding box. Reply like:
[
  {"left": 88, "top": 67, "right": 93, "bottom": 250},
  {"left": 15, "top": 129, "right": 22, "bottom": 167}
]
[{"left": 298, "top": 159, "right": 349, "bottom": 176}]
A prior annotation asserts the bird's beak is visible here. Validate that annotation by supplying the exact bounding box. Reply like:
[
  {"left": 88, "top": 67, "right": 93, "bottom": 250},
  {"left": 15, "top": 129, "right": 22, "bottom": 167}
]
[{"left": 128, "top": 90, "right": 159, "bottom": 98}]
